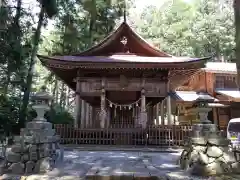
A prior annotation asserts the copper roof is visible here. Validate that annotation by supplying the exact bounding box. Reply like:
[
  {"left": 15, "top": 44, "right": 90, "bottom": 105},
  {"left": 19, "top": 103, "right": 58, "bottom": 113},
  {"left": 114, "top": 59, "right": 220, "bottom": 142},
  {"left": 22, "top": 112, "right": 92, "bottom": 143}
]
[
  {"left": 38, "top": 22, "right": 211, "bottom": 67},
  {"left": 72, "top": 22, "right": 172, "bottom": 57},
  {"left": 203, "top": 62, "right": 237, "bottom": 74},
  {"left": 37, "top": 22, "right": 211, "bottom": 90},
  {"left": 171, "top": 91, "right": 218, "bottom": 102},
  {"left": 39, "top": 54, "right": 209, "bottom": 63},
  {"left": 215, "top": 89, "right": 240, "bottom": 101}
]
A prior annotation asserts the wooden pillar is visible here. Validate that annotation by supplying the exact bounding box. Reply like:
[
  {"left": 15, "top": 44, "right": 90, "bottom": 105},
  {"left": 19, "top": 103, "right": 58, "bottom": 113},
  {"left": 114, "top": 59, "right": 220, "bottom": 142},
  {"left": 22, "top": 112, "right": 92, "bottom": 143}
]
[
  {"left": 146, "top": 105, "right": 150, "bottom": 125},
  {"left": 213, "top": 107, "right": 218, "bottom": 126},
  {"left": 100, "top": 89, "right": 106, "bottom": 128},
  {"left": 74, "top": 78, "right": 81, "bottom": 128},
  {"left": 106, "top": 107, "right": 111, "bottom": 128},
  {"left": 140, "top": 88, "right": 147, "bottom": 128},
  {"left": 161, "top": 99, "right": 165, "bottom": 125},
  {"left": 167, "top": 81, "right": 172, "bottom": 125},
  {"left": 80, "top": 100, "right": 85, "bottom": 128},
  {"left": 100, "top": 78, "right": 106, "bottom": 128},
  {"left": 216, "top": 108, "right": 220, "bottom": 129},
  {"left": 92, "top": 107, "right": 98, "bottom": 128},
  {"left": 175, "top": 105, "right": 179, "bottom": 125},
  {"left": 149, "top": 105, "right": 154, "bottom": 125},
  {"left": 156, "top": 103, "right": 159, "bottom": 125},
  {"left": 152, "top": 105, "right": 155, "bottom": 125},
  {"left": 85, "top": 103, "right": 90, "bottom": 128},
  {"left": 89, "top": 105, "right": 93, "bottom": 128}
]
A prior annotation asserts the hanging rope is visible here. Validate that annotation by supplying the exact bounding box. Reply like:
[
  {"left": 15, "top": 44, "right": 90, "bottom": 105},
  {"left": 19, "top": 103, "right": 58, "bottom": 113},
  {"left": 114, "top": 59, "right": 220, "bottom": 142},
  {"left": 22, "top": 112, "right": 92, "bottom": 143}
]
[{"left": 106, "top": 97, "right": 141, "bottom": 110}]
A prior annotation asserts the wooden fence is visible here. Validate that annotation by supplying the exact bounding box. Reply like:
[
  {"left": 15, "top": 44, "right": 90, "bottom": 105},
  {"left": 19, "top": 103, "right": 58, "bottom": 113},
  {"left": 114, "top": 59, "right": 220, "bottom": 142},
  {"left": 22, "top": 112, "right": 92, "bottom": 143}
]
[{"left": 54, "top": 125, "right": 193, "bottom": 147}]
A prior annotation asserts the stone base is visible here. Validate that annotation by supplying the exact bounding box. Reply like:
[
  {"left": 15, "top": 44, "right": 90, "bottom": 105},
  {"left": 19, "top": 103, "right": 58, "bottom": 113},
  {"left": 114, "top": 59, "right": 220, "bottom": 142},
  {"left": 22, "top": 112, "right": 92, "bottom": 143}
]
[
  {"left": 0, "top": 121, "right": 63, "bottom": 175},
  {"left": 179, "top": 124, "right": 240, "bottom": 176}
]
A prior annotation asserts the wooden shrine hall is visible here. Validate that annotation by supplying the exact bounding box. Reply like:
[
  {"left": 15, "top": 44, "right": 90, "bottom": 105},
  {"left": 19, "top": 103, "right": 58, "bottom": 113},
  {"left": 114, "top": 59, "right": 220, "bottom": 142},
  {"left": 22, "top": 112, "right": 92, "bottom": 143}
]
[{"left": 38, "top": 22, "right": 210, "bottom": 130}]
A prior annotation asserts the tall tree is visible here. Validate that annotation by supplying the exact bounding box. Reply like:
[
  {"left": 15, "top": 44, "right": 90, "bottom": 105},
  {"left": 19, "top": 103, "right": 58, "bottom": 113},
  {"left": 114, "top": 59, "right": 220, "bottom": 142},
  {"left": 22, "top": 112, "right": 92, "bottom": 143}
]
[
  {"left": 19, "top": 0, "right": 58, "bottom": 129},
  {"left": 132, "top": 0, "right": 234, "bottom": 59},
  {"left": 234, "top": 0, "right": 240, "bottom": 89},
  {"left": 0, "top": 0, "right": 35, "bottom": 133}
]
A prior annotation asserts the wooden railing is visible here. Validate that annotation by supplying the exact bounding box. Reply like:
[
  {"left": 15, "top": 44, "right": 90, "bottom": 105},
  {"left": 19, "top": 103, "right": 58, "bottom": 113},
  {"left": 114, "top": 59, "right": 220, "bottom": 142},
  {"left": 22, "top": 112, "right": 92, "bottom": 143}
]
[{"left": 54, "top": 125, "right": 193, "bottom": 147}]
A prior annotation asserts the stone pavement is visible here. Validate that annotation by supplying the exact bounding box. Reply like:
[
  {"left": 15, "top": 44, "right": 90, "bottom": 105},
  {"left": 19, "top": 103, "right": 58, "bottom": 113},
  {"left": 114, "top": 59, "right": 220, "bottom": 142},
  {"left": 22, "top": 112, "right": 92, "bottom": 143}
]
[
  {"left": 63, "top": 145, "right": 182, "bottom": 152},
  {"left": 1, "top": 150, "right": 240, "bottom": 180}
]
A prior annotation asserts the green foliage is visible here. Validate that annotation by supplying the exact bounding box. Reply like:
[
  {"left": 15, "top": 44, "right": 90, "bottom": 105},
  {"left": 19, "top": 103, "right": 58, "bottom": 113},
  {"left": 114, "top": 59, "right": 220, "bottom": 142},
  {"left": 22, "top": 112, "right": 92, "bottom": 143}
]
[
  {"left": 133, "top": 0, "right": 234, "bottom": 59},
  {"left": 0, "top": 94, "right": 20, "bottom": 135},
  {"left": 27, "top": 105, "right": 74, "bottom": 125},
  {"left": 45, "top": 105, "right": 74, "bottom": 124},
  {"left": 41, "top": 0, "right": 58, "bottom": 18},
  {"left": 0, "top": 0, "right": 237, "bottom": 135},
  {"left": 38, "top": 0, "right": 125, "bottom": 117},
  {"left": 234, "top": 0, "right": 240, "bottom": 88}
]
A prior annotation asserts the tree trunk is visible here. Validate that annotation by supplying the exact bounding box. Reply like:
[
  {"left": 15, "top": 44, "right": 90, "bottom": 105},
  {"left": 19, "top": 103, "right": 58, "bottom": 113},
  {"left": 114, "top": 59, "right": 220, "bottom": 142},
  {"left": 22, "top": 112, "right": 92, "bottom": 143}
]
[
  {"left": 55, "top": 79, "right": 59, "bottom": 103},
  {"left": 88, "top": 0, "right": 96, "bottom": 47},
  {"left": 234, "top": 0, "right": 240, "bottom": 89},
  {"left": 19, "top": 7, "right": 44, "bottom": 129},
  {"left": 52, "top": 76, "right": 58, "bottom": 105},
  {"left": 49, "top": 75, "right": 57, "bottom": 121},
  {"left": 60, "top": 82, "right": 65, "bottom": 109},
  {"left": 66, "top": 86, "right": 70, "bottom": 108},
  {"left": 4, "top": 0, "right": 22, "bottom": 94}
]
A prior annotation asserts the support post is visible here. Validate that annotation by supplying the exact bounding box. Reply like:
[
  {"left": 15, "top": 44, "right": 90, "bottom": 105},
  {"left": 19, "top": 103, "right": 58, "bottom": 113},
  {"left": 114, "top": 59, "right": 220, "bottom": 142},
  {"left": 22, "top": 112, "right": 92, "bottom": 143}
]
[
  {"left": 140, "top": 88, "right": 147, "bottom": 128},
  {"left": 95, "top": 107, "right": 100, "bottom": 127},
  {"left": 80, "top": 100, "right": 85, "bottom": 128},
  {"left": 156, "top": 103, "right": 159, "bottom": 125},
  {"left": 213, "top": 107, "right": 218, "bottom": 126},
  {"left": 100, "top": 78, "right": 106, "bottom": 128},
  {"left": 89, "top": 105, "right": 93, "bottom": 128},
  {"left": 161, "top": 99, "right": 165, "bottom": 125},
  {"left": 85, "top": 103, "right": 90, "bottom": 128},
  {"left": 167, "top": 81, "right": 172, "bottom": 125},
  {"left": 75, "top": 77, "right": 81, "bottom": 128}
]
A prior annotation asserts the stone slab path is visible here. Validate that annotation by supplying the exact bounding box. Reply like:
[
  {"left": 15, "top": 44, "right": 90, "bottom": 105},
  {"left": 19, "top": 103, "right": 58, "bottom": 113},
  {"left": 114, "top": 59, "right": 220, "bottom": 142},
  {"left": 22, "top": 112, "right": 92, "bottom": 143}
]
[
  {"left": 1, "top": 150, "right": 240, "bottom": 180},
  {"left": 46, "top": 150, "right": 182, "bottom": 179}
]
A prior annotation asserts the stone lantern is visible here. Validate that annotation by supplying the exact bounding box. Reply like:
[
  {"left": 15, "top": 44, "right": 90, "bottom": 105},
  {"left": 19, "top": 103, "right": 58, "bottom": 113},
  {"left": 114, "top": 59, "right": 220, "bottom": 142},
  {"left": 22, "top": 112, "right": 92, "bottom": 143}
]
[
  {"left": 191, "top": 92, "right": 217, "bottom": 137},
  {"left": 193, "top": 92, "right": 214, "bottom": 124},
  {"left": 0, "top": 87, "right": 63, "bottom": 175},
  {"left": 31, "top": 86, "right": 52, "bottom": 122},
  {"left": 178, "top": 92, "right": 240, "bottom": 176}
]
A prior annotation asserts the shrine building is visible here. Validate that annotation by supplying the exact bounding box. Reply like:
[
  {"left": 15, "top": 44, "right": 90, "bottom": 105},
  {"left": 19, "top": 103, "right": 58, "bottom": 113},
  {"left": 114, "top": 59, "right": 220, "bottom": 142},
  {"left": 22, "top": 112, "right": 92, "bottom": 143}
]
[{"left": 38, "top": 22, "right": 210, "bottom": 129}]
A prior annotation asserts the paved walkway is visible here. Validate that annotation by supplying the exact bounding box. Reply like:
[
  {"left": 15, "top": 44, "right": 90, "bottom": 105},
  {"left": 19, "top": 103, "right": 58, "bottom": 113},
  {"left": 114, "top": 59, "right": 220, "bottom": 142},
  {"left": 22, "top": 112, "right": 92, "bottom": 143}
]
[
  {"left": 63, "top": 145, "right": 182, "bottom": 152},
  {"left": 2, "top": 150, "right": 240, "bottom": 180}
]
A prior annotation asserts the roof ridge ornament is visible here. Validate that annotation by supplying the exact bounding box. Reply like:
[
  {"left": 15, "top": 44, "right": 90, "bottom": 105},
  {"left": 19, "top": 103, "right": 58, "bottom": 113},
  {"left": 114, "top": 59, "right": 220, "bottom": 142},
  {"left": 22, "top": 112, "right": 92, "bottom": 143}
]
[{"left": 120, "top": 36, "right": 130, "bottom": 53}]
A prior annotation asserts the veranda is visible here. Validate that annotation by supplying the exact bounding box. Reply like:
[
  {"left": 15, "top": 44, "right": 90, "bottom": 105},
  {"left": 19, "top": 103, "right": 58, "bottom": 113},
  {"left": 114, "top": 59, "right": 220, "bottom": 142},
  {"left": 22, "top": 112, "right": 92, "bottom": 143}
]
[{"left": 39, "top": 21, "right": 211, "bottom": 147}]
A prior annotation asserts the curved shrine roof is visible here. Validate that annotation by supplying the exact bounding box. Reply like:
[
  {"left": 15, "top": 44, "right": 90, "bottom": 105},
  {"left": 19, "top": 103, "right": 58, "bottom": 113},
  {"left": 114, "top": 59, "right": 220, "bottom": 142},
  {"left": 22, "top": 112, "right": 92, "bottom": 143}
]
[
  {"left": 37, "top": 22, "right": 210, "bottom": 90},
  {"left": 40, "top": 54, "right": 207, "bottom": 63},
  {"left": 38, "top": 54, "right": 210, "bottom": 69},
  {"left": 72, "top": 22, "right": 172, "bottom": 57},
  {"left": 38, "top": 22, "right": 210, "bottom": 68}
]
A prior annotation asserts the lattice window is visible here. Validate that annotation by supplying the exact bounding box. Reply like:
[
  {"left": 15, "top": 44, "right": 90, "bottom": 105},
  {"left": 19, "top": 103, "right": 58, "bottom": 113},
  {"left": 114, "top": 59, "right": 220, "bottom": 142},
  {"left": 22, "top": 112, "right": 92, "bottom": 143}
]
[{"left": 215, "top": 75, "right": 225, "bottom": 88}]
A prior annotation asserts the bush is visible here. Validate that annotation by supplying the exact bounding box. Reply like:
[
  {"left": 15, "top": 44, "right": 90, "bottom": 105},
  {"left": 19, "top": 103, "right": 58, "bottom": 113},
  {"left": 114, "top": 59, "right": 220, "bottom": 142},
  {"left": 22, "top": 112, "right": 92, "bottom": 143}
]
[
  {"left": 45, "top": 105, "right": 74, "bottom": 124},
  {"left": 0, "top": 94, "right": 21, "bottom": 135},
  {"left": 28, "top": 104, "right": 74, "bottom": 125}
]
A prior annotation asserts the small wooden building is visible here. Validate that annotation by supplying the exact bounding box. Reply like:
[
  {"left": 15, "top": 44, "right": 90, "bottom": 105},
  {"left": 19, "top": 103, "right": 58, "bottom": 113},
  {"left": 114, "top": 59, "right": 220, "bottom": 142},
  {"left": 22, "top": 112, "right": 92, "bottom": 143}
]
[
  {"left": 174, "top": 62, "right": 240, "bottom": 130},
  {"left": 38, "top": 22, "right": 209, "bottom": 129}
]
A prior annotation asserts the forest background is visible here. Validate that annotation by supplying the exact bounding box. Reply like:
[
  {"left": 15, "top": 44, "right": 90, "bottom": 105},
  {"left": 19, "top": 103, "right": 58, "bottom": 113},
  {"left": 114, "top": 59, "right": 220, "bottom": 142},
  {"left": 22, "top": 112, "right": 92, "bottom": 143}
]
[{"left": 0, "top": 0, "right": 235, "bottom": 135}]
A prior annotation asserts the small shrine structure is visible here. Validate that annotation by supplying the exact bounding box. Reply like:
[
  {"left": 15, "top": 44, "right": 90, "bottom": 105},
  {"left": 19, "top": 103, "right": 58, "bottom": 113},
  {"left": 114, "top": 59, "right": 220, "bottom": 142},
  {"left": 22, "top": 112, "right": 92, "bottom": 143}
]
[{"left": 38, "top": 22, "right": 210, "bottom": 129}]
